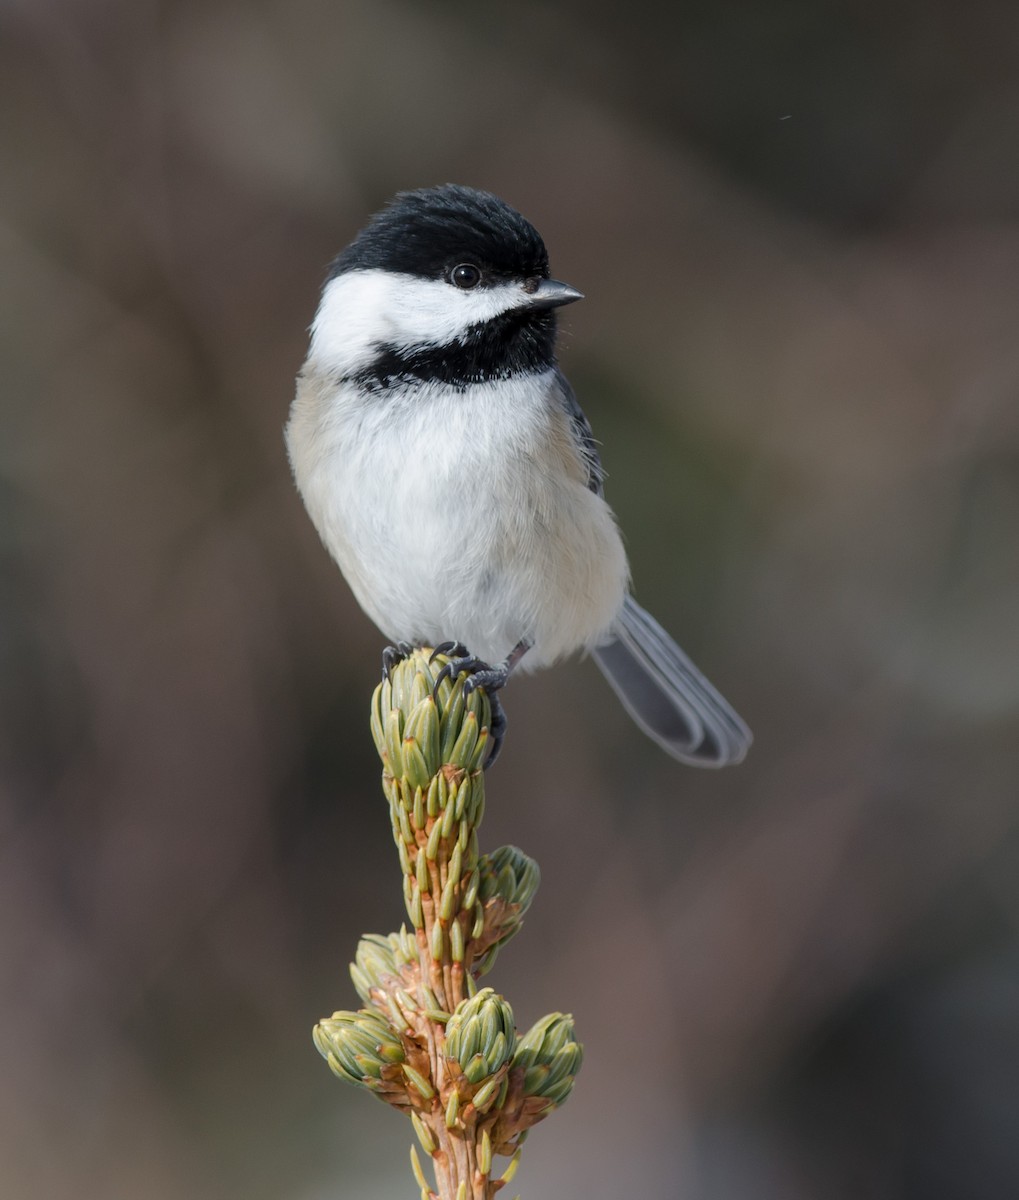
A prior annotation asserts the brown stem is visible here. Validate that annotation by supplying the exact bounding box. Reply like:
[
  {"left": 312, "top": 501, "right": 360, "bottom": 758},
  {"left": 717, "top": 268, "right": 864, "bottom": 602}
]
[{"left": 430, "top": 1114, "right": 494, "bottom": 1200}]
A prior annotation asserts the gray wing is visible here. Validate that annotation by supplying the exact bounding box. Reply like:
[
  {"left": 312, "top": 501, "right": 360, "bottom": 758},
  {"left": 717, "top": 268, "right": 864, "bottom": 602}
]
[
  {"left": 593, "top": 595, "right": 752, "bottom": 766},
  {"left": 554, "top": 369, "right": 604, "bottom": 494},
  {"left": 555, "top": 370, "right": 751, "bottom": 766}
]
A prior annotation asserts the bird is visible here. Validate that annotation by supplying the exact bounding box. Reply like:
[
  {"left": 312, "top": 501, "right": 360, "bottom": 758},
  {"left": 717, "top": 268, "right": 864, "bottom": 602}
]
[{"left": 286, "top": 184, "right": 751, "bottom": 768}]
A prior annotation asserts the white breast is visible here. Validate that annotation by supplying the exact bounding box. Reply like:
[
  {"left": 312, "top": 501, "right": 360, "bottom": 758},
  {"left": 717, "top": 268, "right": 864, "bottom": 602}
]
[{"left": 286, "top": 368, "right": 629, "bottom": 669}]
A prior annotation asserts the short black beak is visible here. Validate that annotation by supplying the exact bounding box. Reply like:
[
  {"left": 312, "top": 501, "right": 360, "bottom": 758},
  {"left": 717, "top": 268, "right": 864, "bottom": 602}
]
[{"left": 525, "top": 278, "right": 584, "bottom": 309}]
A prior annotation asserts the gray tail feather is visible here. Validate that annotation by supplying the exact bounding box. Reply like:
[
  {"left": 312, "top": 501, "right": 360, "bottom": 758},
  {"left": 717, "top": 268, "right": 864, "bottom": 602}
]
[{"left": 591, "top": 595, "right": 752, "bottom": 767}]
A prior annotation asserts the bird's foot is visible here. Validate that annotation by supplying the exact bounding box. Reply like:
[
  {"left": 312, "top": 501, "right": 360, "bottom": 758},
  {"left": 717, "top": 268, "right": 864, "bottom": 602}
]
[
  {"left": 431, "top": 652, "right": 512, "bottom": 699},
  {"left": 431, "top": 651, "right": 511, "bottom": 770},
  {"left": 381, "top": 641, "right": 416, "bottom": 681}
]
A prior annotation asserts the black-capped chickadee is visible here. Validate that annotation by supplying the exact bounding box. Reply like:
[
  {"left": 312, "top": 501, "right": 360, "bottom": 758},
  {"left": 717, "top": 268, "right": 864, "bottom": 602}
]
[{"left": 286, "top": 184, "right": 751, "bottom": 767}]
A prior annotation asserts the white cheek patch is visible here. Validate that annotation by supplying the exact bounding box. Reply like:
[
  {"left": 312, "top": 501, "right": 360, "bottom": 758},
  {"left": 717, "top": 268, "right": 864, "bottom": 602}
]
[{"left": 308, "top": 269, "right": 529, "bottom": 375}]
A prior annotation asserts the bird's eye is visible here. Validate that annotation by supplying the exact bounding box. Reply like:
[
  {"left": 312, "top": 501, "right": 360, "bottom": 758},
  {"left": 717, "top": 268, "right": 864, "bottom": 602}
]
[{"left": 450, "top": 263, "right": 482, "bottom": 289}]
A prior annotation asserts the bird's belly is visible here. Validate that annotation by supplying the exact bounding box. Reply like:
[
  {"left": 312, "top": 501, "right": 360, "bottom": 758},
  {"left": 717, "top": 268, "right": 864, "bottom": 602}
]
[{"left": 326, "top": 467, "right": 625, "bottom": 668}]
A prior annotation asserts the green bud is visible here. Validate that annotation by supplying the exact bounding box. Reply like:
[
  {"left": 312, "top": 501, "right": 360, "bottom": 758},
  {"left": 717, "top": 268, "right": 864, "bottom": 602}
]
[
  {"left": 412, "top": 786, "right": 425, "bottom": 830},
  {"left": 370, "top": 689, "right": 386, "bottom": 759},
  {"left": 403, "top": 692, "right": 439, "bottom": 779},
  {"left": 511, "top": 1013, "right": 583, "bottom": 1107},
  {"left": 406, "top": 883, "right": 424, "bottom": 930},
  {"left": 478, "top": 846, "right": 540, "bottom": 915},
  {"left": 411, "top": 1111, "right": 436, "bottom": 1155},
  {"left": 349, "top": 964, "right": 373, "bottom": 1004},
  {"left": 470, "top": 727, "right": 490, "bottom": 772},
  {"left": 390, "top": 659, "right": 412, "bottom": 712},
  {"left": 378, "top": 654, "right": 475, "bottom": 784},
  {"left": 436, "top": 769, "right": 449, "bottom": 813},
  {"left": 449, "top": 1014, "right": 480, "bottom": 1066},
  {"left": 479, "top": 1128, "right": 492, "bottom": 1175},
  {"left": 468, "top": 785, "right": 485, "bottom": 827},
  {"left": 402, "top": 737, "right": 431, "bottom": 790},
  {"left": 384, "top": 992, "right": 410, "bottom": 1034},
  {"left": 486, "top": 1031, "right": 509, "bottom": 1071},
  {"left": 449, "top": 916, "right": 464, "bottom": 963},
  {"left": 439, "top": 876, "right": 457, "bottom": 923},
  {"left": 382, "top": 774, "right": 402, "bottom": 810},
  {"left": 500, "top": 1150, "right": 521, "bottom": 1186},
  {"left": 402, "top": 1062, "right": 436, "bottom": 1100},
  {"left": 463, "top": 1052, "right": 490, "bottom": 1085},
  {"left": 425, "top": 818, "right": 443, "bottom": 861},
  {"left": 448, "top": 710, "right": 479, "bottom": 767},
  {"left": 416, "top": 847, "right": 430, "bottom": 893},
  {"left": 408, "top": 668, "right": 429, "bottom": 710},
  {"left": 464, "top": 681, "right": 489, "bottom": 726},
  {"left": 430, "top": 920, "right": 444, "bottom": 961},
  {"left": 417, "top": 696, "right": 440, "bottom": 774},
  {"left": 448, "top": 841, "right": 464, "bottom": 886},
  {"left": 439, "top": 681, "right": 467, "bottom": 761},
  {"left": 409, "top": 1144, "right": 429, "bottom": 1191},
  {"left": 479, "top": 1002, "right": 501, "bottom": 1058},
  {"left": 426, "top": 774, "right": 441, "bottom": 818},
  {"left": 522, "top": 1064, "right": 549, "bottom": 1094},
  {"left": 314, "top": 1009, "right": 404, "bottom": 1090},
  {"left": 453, "top": 776, "right": 470, "bottom": 821},
  {"left": 350, "top": 930, "right": 412, "bottom": 1003},
  {"left": 541, "top": 1077, "right": 577, "bottom": 1106},
  {"left": 445, "top": 1090, "right": 460, "bottom": 1129},
  {"left": 394, "top": 987, "right": 417, "bottom": 1016},
  {"left": 474, "top": 944, "right": 499, "bottom": 977},
  {"left": 471, "top": 901, "right": 485, "bottom": 940},
  {"left": 498, "top": 864, "right": 514, "bottom": 898},
  {"left": 440, "top": 794, "right": 456, "bottom": 839},
  {"left": 384, "top": 709, "right": 403, "bottom": 777},
  {"left": 384, "top": 652, "right": 501, "bottom": 784},
  {"left": 444, "top": 988, "right": 515, "bottom": 1077}
]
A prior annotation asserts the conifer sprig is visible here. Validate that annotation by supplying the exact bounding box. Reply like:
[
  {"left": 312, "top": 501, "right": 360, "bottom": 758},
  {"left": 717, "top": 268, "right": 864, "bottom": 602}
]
[{"left": 314, "top": 648, "right": 583, "bottom": 1199}]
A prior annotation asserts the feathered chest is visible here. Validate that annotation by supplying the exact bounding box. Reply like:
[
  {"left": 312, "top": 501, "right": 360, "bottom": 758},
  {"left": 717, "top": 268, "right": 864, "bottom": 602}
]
[{"left": 288, "top": 370, "right": 587, "bottom": 570}]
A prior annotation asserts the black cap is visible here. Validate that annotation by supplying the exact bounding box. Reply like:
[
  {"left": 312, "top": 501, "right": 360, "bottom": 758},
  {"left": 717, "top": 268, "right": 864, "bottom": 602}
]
[{"left": 329, "top": 185, "right": 550, "bottom": 284}]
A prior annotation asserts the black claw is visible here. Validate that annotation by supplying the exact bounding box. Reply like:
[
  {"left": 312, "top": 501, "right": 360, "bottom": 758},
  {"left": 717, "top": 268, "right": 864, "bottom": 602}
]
[
  {"left": 431, "top": 665, "right": 448, "bottom": 698},
  {"left": 431, "top": 659, "right": 456, "bottom": 698},
  {"left": 381, "top": 641, "right": 416, "bottom": 680},
  {"left": 429, "top": 640, "right": 468, "bottom": 664},
  {"left": 431, "top": 653, "right": 484, "bottom": 700}
]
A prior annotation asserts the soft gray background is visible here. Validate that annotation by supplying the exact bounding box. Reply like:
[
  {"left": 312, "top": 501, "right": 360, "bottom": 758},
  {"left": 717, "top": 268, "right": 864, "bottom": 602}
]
[{"left": 3, "top": 2, "right": 1018, "bottom": 1197}]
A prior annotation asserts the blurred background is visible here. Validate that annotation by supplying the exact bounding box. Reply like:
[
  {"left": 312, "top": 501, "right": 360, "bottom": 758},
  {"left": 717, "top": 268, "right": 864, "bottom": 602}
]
[{"left": 3, "top": 1, "right": 1018, "bottom": 1197}]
